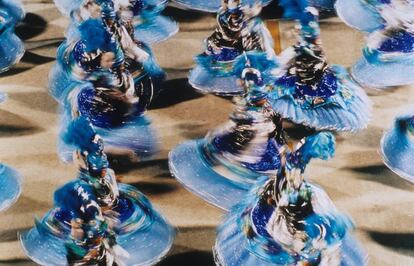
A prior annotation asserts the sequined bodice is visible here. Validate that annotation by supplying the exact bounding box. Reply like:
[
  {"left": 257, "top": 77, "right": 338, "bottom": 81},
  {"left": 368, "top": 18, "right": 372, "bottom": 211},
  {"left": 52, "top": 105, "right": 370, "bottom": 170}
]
[{"left": 206, "top": 6, "right": 264, "bottom": 56}]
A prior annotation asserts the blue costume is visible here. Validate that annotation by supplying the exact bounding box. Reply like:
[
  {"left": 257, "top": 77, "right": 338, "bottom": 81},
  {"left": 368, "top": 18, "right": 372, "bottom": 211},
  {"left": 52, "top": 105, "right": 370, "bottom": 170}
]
[
  {"left": 50, "top": 0, "right": 165, "bottom": 103},
  {"left": 129, "top": 0, "right": 179, "bottom": 44},
  {"left": 188, "top": 0, "right": 277, "bottom": 95},
  {"left": 269, "top": 1, "right": 371, "bottom": 132},
  {"left": 335, "top": 0, "right": 392, "bottom": 33},
  {"left": 381, "top": 112, "right": 414, "bottom": 183},
  {"left": 0, "top": 0, "right": 25, "bottom": 74},
  {"left": 1, "top": 0, "right": 24, "bottom": 25},
  {"left": 20, "top": 117, "right": 175, "bottom": 265},
  {"left": 0, "top": 163, "right": 22, "bottom": 212},
  {"left": 170, "top": 55, "right": 283, "bottom": 210},
  {"left": 0, "top": 1, "right": 23, "bottom": 206},
  {"left": 214, "top": 132, "right": 368, "bottom": 266},
  {"left": 55, "top": 0, "right": 177, "bottom": 44},
  {"left": 21, "top": 179, "right": 124, "bottom": 265},
  {"left": 50, "top": 20, "right": 160, "bottom": 161},
  {"left": 351, "top": 1, "right": 414, "bottom": 88}
]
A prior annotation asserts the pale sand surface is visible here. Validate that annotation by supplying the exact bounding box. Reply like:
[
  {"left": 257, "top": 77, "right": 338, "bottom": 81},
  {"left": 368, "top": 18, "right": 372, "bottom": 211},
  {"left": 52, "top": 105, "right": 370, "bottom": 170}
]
[{"left": 0, "top": 1, "right": 413, "bottom": 265}]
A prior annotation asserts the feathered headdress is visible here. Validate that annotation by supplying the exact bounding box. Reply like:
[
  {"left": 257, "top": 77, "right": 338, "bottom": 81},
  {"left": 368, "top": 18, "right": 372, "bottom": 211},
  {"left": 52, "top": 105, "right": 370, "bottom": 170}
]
[
  {"left": 279, "top": 0, "right": 320, "bottom": 39},
  {"left": 78, "top": 19, "right": 116, "bottom": 53},
  {"left": 299, "top": 131, "right": 335, "bottom": 165},
  {"left": 62, "top": 116, "right": 101, "bottom": 153},
  {"left": 279, "top": 0, "right": 305, "bottom": 19}
]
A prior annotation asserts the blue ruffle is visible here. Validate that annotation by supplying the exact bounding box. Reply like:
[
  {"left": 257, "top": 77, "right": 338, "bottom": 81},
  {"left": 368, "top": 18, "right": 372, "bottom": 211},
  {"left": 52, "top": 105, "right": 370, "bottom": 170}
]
[
  {"left": 351, "top": 26, "right": 414, "bottom": 88},
  {"left": 381, "top": 113, "right": 414, "bottom": 183},
  {"left": 58, "top": 110, "right": 160, "bottom": 163},
  {"left": 48, "top": 58, "right": 84, "bottom": 103},
  {"left": 20, "top": 183, "right": 175, "bottom": 265},
  {"left": 270, "top": 65, "right": 372, "bottom": 132},
  {"left": 194, "top": 52, "right": 240, "bottom": 77},
  {"left": 214, "top": 177, "right": 367, "bottom": 266},
  {"left": 134, "top": 14, "right": 179, "bottom": 44},
  {"left": 335, "top": 0, "right": 385, "bottom": 33},
  {"left": 351, "top": 50, "right": 414, "bottom": 88},
  {"left": 190, "top": 51, "right": 278, "bottom": 95},
  {"left": 1, "top": 0, "right": 25, "bottom": 27},
  {"left": 0, "top": 28, "right": 25, "bottom": 73},
  {"left": 188, "top": 64, "right": 243, "bottom": 95},
  {"left": 169, "top": 139, "right": 268, "bottom": 211},
  {"left": 0, "top": 164, "right": 22, "bottom": 212}
]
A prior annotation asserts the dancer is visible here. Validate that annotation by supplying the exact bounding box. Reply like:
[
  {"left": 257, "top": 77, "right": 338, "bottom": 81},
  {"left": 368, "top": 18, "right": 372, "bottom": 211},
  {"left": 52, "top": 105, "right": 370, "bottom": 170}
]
[
  {"left": 270, "top": 0, "right": 371, "bottom": 132},
  {"left": 0, "top": 0, "right": 25, "bottom": 73},
  {"left": 55, "top": 0, "right": 177, "bottom": 44},
  {"left": 381, "top": 112, "right": 414, "bottom": 183},
  {"left": 336, "top": 0, "right": 390, "bottom": 33},
  {"left": 20, "top": 117, "right": 175, "bottom": 265},
  {"left": 51, "top": 20, "right": 160, "bottom": 161},
  {"left": 214, "top": 132, "right": 368, "bottom": 266},
  {"left": 170, "top": 53, "right": 283, "bottom": 210},
  {"left": 351, "top": 1, "right": 414, "bottom": 88},
  {"left": 188, "top": 0, "right": 276, "bottom": 95}
]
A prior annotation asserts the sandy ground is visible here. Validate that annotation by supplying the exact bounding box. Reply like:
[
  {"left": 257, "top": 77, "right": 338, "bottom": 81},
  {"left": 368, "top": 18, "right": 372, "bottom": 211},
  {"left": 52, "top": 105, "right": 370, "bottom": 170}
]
[{"left": 0, "top": 1, "right": 413, "bottom": 265}]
